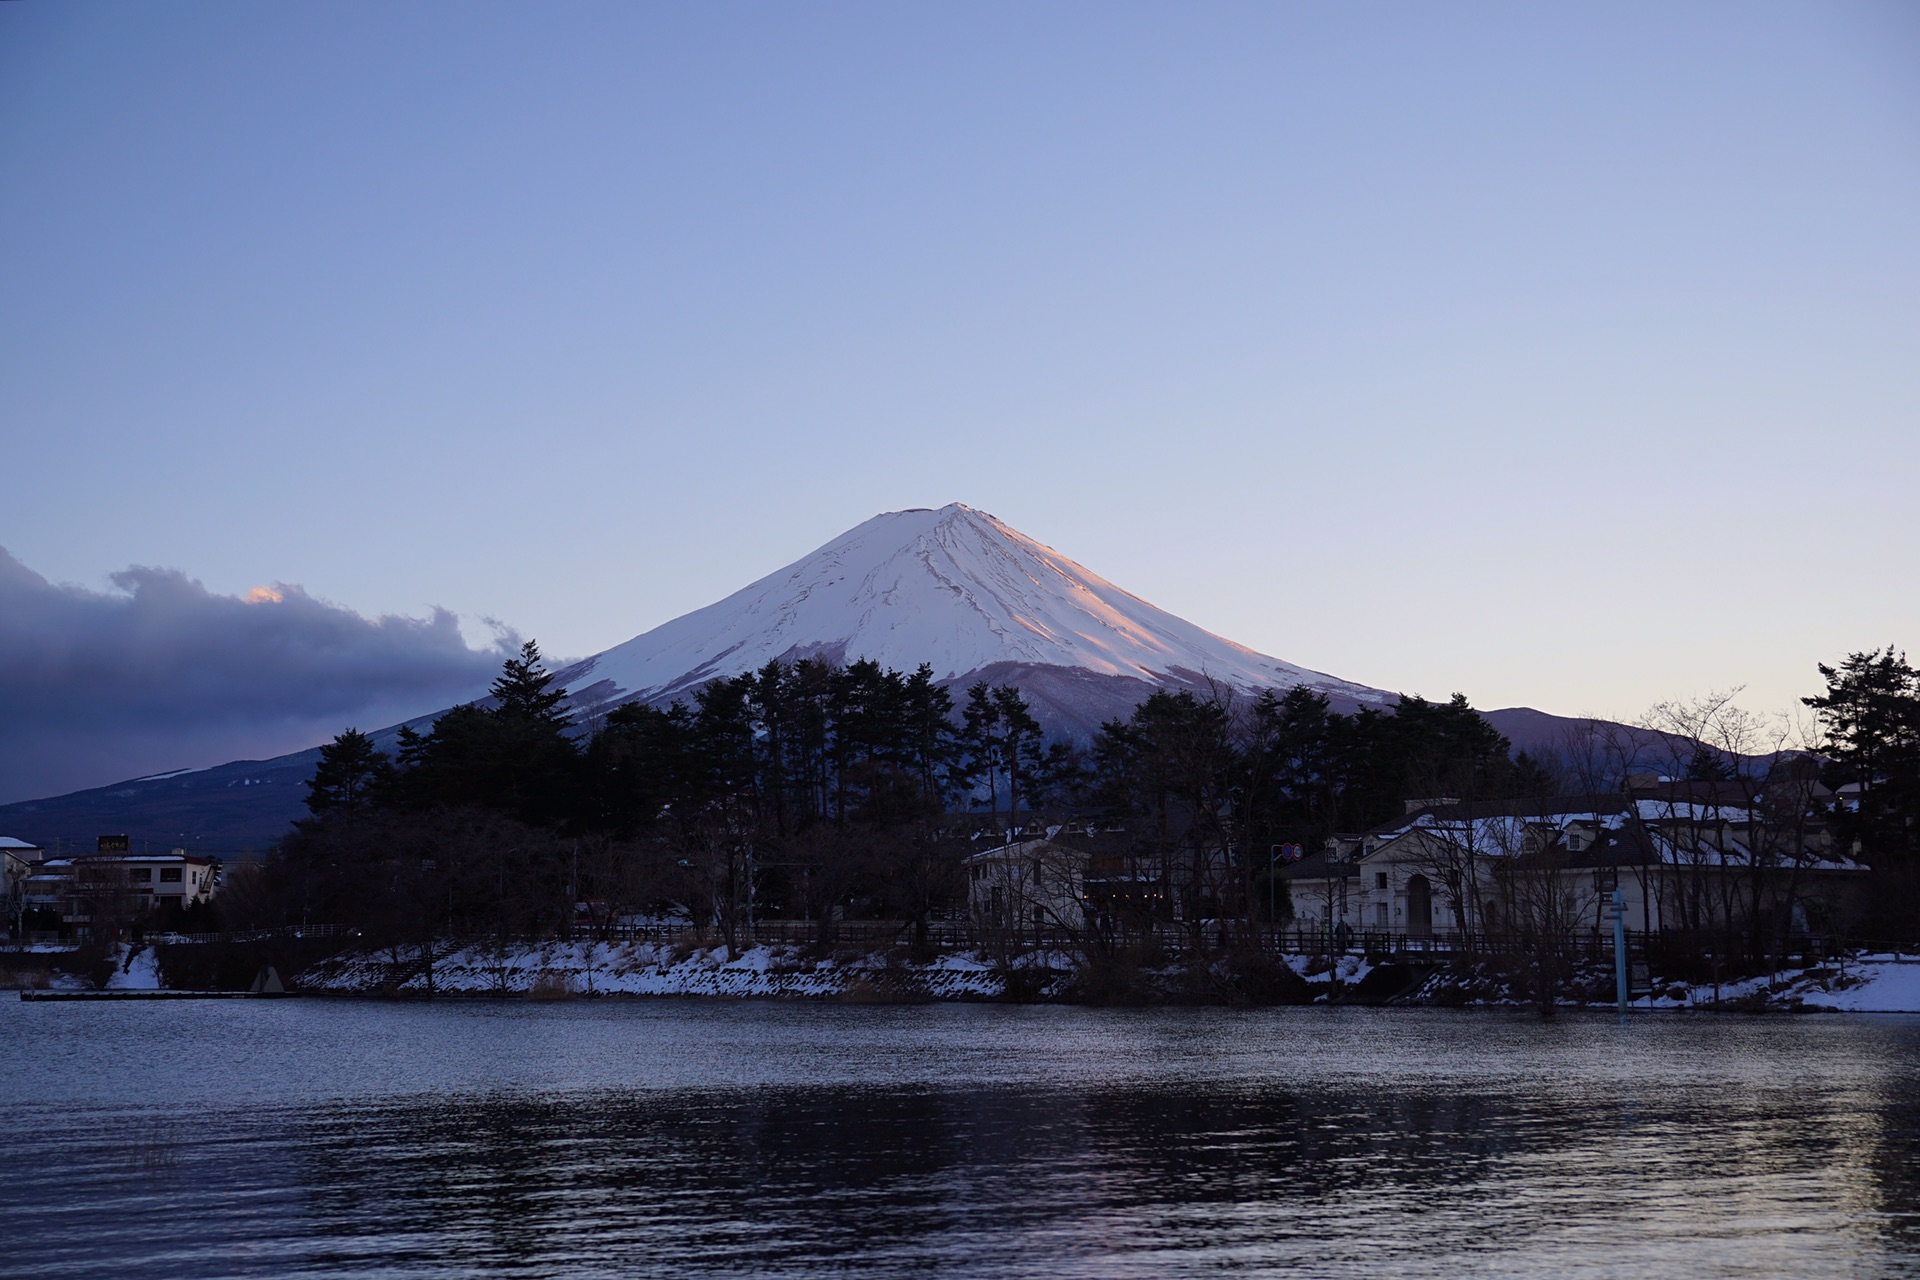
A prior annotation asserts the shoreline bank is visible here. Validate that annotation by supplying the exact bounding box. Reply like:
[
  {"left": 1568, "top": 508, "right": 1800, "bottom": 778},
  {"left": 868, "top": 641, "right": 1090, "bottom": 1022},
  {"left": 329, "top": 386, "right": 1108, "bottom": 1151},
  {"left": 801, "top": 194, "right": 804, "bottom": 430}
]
[{"left": 8, "top": 939, "right": 1920, "bottom": 1012}]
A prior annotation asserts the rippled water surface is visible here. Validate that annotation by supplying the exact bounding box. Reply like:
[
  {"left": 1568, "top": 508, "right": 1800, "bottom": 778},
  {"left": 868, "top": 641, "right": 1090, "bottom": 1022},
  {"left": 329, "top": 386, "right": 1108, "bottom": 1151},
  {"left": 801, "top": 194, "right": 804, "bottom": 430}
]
[{"left": 5, "top": 999, "right": 1919, "bottom": 1278}]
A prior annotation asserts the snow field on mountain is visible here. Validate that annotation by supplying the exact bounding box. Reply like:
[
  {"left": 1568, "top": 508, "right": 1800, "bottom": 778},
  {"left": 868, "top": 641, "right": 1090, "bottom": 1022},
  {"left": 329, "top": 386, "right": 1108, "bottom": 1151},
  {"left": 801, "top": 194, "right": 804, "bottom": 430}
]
[{"left": 569, "top": 504, "right": 1387, "bottom": 707}]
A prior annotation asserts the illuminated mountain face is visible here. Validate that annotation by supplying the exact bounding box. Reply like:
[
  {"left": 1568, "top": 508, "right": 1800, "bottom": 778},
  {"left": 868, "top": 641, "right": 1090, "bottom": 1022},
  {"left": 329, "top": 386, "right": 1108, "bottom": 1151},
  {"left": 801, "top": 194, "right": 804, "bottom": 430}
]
[{"left": 559, "top": 503, "right": 1388, "bottom": 716}]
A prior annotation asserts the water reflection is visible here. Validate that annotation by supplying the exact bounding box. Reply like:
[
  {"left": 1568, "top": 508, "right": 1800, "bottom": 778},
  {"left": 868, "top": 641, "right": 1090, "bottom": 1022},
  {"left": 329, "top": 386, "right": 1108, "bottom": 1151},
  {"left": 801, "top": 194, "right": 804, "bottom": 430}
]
[{"left": 5, "top": 1006, "right": 1920, "bottom": 1279}]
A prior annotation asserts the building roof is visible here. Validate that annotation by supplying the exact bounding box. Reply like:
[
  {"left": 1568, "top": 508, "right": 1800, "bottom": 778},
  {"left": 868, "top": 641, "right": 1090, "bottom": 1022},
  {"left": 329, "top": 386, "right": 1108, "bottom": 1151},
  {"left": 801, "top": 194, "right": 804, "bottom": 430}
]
[
  {"left": 1285, "top": 849, "right": 1359, "bottom": 881},
  {"left": 73, "top": 853, "right": 214, "bottom": 866},
  {"left": 966, "top": 837, "right": 1073, "bottom": 865},
  {"left": 1371, "top": 794, "right": 1634, "bottom": 838}
]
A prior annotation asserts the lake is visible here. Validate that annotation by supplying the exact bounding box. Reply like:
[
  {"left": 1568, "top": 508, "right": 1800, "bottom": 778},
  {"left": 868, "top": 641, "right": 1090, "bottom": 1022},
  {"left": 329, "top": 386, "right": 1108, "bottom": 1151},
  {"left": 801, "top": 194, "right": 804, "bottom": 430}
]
[{"left": 4, "top": 999, "right": 1918, "bottom": 1278}]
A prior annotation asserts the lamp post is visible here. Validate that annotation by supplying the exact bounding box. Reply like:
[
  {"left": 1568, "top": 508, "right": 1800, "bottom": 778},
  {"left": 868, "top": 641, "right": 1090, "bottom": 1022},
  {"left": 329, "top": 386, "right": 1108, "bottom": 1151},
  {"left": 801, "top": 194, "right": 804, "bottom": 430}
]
[{"left": 1610, "top": 886, "right": 1628, "bottom": 1012}]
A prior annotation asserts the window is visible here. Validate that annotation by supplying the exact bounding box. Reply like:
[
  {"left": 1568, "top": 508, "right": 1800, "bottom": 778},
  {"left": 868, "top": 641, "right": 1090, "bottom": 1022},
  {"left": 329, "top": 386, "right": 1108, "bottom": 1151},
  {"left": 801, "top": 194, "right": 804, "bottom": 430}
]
[
  {"left": 127, "top": 868, "right": 151, "bottom": 882},
  {"left": 1375, "top": 872, "right": 1388, "bottom": 890},
  {"left": 160, "top": 868, "right": 183, "bottom": 883},
  {"left": 1375, "top": 903, "right": 1388, "bottom": 925}
]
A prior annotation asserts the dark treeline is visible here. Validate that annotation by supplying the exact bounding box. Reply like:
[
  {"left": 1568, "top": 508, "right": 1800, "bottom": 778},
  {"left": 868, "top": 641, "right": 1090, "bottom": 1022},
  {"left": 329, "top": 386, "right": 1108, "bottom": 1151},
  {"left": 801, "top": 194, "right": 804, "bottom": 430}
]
[
  {"left": 1081, "top": 682, "right": 1542, "bottom": 953},
  {"left": 1805, "top": 648, "right": 1920, "bottom": 938},
  {"left": 261, "top": 643, "right": 1082, "bottom": 957},
  {"left": 235, "top": 641, "right": 1549, "bottom": 963}
]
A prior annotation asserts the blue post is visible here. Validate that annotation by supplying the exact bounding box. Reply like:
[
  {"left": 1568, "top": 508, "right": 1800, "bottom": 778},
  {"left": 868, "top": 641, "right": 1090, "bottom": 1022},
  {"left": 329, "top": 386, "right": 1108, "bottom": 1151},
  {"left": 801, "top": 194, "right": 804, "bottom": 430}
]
[{"left": 1612, "top": 886, "right": 1628, "bottom": 1012}]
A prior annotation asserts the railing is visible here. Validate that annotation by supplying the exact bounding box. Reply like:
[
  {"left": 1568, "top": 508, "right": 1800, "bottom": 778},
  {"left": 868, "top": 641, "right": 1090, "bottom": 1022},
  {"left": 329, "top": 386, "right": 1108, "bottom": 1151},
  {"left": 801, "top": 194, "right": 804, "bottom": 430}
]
[{"left": 145, "top": 923, "right": 359, "bottom": 946}]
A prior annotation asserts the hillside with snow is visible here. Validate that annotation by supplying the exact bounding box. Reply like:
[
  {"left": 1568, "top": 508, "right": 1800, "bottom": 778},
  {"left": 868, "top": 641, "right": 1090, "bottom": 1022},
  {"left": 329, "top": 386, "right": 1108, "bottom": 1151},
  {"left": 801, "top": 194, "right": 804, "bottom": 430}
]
[{"left": 559, "top": 504, "right": 1389, "bottom": 720}]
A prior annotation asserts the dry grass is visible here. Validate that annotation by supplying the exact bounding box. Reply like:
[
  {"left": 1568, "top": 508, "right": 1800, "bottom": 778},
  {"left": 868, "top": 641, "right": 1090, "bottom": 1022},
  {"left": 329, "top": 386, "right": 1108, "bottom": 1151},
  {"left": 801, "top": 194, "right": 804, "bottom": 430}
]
[{"left": 527, "top": 969, "right": 578, "bottom": 1000}]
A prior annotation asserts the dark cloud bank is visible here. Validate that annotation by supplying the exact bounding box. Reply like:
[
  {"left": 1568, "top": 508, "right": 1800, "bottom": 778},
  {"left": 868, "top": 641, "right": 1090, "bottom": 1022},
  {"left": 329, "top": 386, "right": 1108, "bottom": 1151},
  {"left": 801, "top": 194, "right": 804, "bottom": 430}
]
[{"left": 0, "top": 548, "right": 512, "bottom": 804}]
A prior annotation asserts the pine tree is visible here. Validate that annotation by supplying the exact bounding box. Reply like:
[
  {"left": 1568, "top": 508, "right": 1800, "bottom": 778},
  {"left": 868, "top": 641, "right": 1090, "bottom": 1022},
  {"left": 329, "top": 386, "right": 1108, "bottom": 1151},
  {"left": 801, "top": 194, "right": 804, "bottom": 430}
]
[
  {"left": 902, "top": 664, "right": 962, "bottom": 809},
  {"left": 1805, "top": 649, "right": 1920, "bottom": 935},
  {"left": 962, "top": 682, "right": 1005, "bottom": 833},
  {"left": 305, "top": 728, "right": 393, "bottom": 818},
  {"left": 993, "top": 685, "right": 1046, "bottom": 832},
  {"left": 491, "top": 640, "right": 571, "bottom": 732}
]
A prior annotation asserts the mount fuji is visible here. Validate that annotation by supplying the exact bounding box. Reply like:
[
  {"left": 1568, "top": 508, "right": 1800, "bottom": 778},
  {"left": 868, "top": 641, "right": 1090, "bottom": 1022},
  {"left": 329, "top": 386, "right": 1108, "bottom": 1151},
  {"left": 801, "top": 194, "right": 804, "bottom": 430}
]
[
  {"left": 2, "top": 504, "right": 1464, "bottom": 849},
  {"left": 553, "top": 503, "right": 1391, "bottom": 736}
]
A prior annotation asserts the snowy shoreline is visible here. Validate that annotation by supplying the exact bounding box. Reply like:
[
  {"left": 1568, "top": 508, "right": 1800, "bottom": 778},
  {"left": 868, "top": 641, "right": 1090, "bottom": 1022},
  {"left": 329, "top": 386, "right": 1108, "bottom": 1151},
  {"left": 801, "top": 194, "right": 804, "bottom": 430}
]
[
  {"left": 283, "top": 941, "right": 1920, "bottom": 1012},
  {"left": 8, "top": 941, "right": 1920, "bottom": 1012},
  {"left": 294, "top": 940, "right": 1044, "bottom": 1001}
]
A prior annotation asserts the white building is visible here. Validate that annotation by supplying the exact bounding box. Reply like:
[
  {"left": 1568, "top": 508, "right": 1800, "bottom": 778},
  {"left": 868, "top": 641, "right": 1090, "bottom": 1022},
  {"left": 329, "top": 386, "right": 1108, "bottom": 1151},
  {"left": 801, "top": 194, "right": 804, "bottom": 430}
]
[
  {"left": 965, "top": 838, "right": 1085, "bottom": 935},
  {"left": 2, "top": 837, "right": 45, "bottom": 938},
  {"left": 20, "top": 848, "right": 219, "bottom": 938},
  {"left": 1288, "top": 786, "right": 1863, "bottom": 944}
]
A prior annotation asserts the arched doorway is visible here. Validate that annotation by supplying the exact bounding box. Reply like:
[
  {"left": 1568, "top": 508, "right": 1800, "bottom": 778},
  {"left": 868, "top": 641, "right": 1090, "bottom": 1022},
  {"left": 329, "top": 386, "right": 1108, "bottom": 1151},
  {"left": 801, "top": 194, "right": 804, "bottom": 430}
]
[{"left": 1406, "top": 874, "right": 1433, "bottom": 938}]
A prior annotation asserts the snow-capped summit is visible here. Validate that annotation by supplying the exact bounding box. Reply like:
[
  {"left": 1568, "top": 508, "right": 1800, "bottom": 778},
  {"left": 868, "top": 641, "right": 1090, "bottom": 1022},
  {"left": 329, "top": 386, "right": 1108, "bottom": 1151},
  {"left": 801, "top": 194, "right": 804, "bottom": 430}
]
[{"left": 560, "top": 504, "right": 1388, "bottom": 729}]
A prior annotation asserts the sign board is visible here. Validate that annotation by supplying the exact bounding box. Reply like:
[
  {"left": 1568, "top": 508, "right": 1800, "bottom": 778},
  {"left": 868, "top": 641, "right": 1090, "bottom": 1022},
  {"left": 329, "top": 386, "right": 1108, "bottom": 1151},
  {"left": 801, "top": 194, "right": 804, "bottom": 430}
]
[{"left": 96, "top": 835, "right": 129, "bottom": 853}]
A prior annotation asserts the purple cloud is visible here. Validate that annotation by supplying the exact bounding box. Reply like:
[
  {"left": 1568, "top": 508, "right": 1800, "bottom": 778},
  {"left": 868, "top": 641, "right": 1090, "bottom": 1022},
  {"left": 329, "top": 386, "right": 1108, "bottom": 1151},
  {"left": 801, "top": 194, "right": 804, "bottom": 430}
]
[{"left": 0, "top": 548, "right": 511, "bottom": 802}]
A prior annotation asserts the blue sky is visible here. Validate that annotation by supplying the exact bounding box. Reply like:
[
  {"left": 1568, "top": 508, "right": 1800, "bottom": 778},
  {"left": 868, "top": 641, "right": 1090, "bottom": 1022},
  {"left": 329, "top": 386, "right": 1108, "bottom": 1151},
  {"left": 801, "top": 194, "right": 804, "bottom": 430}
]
[{"left": 2, "top": 2, "right": 1916, "bottom": 798}]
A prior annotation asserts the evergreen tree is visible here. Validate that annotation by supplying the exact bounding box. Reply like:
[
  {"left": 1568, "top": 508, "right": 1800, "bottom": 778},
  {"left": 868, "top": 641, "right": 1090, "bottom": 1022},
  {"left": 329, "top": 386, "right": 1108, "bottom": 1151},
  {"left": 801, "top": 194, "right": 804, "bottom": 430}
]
[
  {"left": 961, "top": 682, "right": 1004, "bottom": 830},
  {"left": 1509, "top": 750, "right": 1561, "bottom": 798},
  {"left": 588, "top": 700, "right": 692, "bottom": 836},
  {"left": 377, "top": 641, "right": 583, "bottom": 824},
  {"left": 902, "top": 663, "right": 963, "bottom": 809},
  {"left": 304, "top": 728, "right": 393, "bottom": 819},
  {"left": 993, "top": 685, "right": 1047, "bottom": 831},
  {"left": 491, "top": 639, "right": 572, "bottom": 732},
  {"left": 1684, "top": 746, "right": 1737, "bottom": 782},
  {"left": 1805, "top": 649, "right": 1920, "bottom": 934}
]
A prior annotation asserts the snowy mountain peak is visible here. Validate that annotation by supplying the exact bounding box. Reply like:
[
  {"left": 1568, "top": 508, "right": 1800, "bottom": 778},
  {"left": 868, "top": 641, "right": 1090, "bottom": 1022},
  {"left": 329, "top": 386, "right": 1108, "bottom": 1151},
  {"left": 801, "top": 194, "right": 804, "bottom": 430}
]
[{"left": 561, "top": 504, "right": 1388, "bottom": 718}]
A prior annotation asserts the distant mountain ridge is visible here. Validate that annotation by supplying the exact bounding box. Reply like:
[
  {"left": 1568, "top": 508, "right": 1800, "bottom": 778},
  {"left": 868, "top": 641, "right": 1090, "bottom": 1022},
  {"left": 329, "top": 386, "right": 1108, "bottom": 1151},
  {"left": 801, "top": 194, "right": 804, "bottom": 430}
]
[{"left": 0, "top": 503, "right": 1595, "bottom": 849}]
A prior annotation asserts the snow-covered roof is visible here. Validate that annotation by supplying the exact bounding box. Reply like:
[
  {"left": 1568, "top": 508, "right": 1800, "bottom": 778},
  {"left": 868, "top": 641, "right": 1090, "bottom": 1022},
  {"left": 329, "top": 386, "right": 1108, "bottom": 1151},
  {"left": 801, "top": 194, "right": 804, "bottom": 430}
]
[
  {"left": 0, "top": 836, "right": 44, "bottom": 850},
  {"left": 1635, "top": 799, "right": 1755, "bottom": 824},
  {"left": 966, "top": 837, "right": 1073, "bottom": 864},
  {"left": 1374, "top": 797, "right": 1635, "bottom": 841},
  {"left": 75, "top": 853, "right": 212, "bottom": 865}
]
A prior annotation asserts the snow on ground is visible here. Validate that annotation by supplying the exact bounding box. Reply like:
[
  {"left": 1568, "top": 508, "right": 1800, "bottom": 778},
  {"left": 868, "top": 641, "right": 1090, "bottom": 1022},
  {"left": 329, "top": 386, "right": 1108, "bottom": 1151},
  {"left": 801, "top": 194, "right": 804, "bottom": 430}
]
[
  {"left": 1620, "top": 954, "right": 1920, "bottom": 1013},
  {"left": 297, "top": 940, "right": 1047, "bottom": 1000},
  {"left": 105, "top": 944, "right": 163, "bottom": 991},
  {"left": 13, "top": 938, "right": 1913, "bottom": 1009},
  {"left": 1795, "top": 956, "right": 1920, "bottom": 1013},
  {"left": 1282, "top": 952, "right": 1374, "bottom": 998}
]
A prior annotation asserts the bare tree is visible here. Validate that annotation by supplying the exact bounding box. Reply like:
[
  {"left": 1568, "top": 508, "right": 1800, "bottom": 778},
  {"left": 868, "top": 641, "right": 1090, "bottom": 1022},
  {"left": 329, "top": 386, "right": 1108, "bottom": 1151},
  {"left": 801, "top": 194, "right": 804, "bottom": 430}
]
[
  {"left": 1484, "top": 816, "right": 1593, "bottom": 1014},
  {"left": 1639, "top": 689, "right": 1809, "bottom": 967},
  {"left": 676, "top": 803, "right": 757, "bottom": 958}
]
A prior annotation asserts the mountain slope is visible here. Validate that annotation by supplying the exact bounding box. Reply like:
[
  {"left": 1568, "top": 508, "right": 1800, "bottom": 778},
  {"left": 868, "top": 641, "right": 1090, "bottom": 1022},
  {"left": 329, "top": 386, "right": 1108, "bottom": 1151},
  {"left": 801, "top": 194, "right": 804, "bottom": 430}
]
[
  {"left": 0, "top": 714, "right": 441, "bottom": 855},
  {"left": 560, "top": 504, "right": 1389, "bottom": 716},
  {"left": 7, "top": 503, "right": 1580, "bottom": 849}
]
